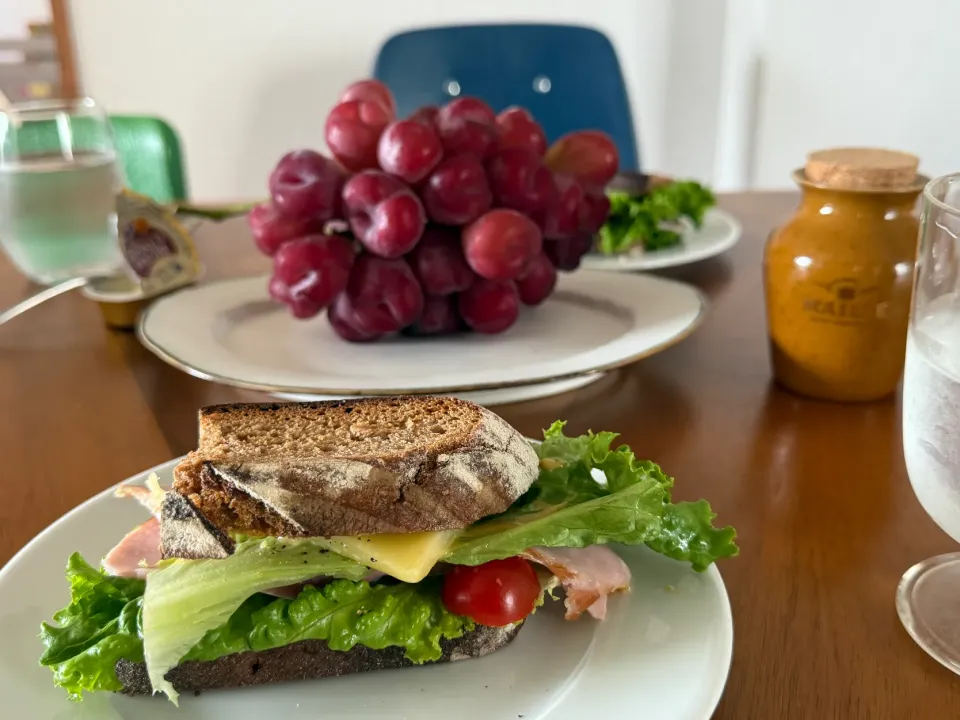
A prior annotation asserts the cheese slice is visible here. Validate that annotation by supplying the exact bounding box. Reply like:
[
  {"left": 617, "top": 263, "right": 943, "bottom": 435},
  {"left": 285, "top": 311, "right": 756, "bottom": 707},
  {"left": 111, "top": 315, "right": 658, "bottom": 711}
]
[{"left": 315, "top": 531, "right": 458, "bottom": 583}]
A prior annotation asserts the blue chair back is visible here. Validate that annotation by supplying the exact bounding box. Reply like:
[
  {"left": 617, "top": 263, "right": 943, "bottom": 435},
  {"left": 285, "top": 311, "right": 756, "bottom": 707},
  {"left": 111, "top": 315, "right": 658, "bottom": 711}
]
[{"left": 373, "top": 24, "right": 639, "bottom": 171}]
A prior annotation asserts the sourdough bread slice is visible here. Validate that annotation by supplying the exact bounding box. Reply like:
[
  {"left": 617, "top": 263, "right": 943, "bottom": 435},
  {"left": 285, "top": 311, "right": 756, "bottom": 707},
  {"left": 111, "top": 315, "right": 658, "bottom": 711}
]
[
  {"left": 167, "top": 397, "right": 538, "bottom": 556},
  {"left": 116, "top": 622, "right": 523, "bottom": 695}
]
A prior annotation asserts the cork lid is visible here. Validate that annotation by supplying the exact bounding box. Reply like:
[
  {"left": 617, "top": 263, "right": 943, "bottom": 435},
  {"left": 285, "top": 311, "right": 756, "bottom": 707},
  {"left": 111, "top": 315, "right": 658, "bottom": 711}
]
[{"left": 804, "top": 148, "right": 920, "bottom": 190}]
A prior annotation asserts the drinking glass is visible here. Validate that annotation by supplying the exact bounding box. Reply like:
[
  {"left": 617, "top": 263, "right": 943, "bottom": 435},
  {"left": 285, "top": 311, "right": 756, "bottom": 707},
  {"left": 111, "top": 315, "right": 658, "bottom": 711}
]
[
  {"left": 0, "top": 98, "right": 125, "bottom": 285},
  {"left": 899, "top": 171, "right": 960, "bottom": 673}
]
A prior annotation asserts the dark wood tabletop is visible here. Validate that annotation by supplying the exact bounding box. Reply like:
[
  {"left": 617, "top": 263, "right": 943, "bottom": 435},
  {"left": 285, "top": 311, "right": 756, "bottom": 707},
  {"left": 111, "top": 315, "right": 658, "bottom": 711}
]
[{"left": 0, "top": 192, "right": 956, "bottom": 718}]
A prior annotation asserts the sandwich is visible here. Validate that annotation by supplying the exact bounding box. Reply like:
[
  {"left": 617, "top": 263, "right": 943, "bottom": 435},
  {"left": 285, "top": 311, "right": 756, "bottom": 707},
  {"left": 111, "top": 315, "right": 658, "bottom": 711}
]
[{"left": 39, "top": 397, "right": 737, "bottom": 704}]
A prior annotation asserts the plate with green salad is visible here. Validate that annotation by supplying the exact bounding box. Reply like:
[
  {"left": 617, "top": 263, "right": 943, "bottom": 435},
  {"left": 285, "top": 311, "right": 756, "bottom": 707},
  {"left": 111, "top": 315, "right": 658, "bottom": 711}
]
[{"left": 583, "top": 173, "right": 742, "bottom": 272}]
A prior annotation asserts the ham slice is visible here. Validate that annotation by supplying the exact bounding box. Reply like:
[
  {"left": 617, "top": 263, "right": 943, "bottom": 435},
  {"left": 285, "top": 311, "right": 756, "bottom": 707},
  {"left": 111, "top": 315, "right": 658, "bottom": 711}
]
[
  {"left": 102, "top": 475, "right": 169, "bottom": 577},
  {"left": 522, "top": 545, "right": 631, "bottom": 620},
  {"left": 102, "top": 517, "right": 162, "bottom": 579},
  {"left": 114, "top": 474, "right": 167, "bottom": 518}
]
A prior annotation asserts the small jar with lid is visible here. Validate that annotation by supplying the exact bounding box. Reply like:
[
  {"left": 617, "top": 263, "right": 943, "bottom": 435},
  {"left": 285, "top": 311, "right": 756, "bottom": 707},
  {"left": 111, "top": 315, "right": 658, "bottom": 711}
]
[{"left": 764, "top": 148, "right": 927, "bottom": 402}]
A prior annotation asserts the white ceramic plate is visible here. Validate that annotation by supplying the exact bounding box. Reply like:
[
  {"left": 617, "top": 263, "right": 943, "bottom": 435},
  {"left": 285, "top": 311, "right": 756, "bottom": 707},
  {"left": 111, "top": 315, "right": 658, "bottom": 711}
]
[
  {"left": 582, "top": 208, "right": 742, "bottom": 272},
  {"left": 136, "top": 271, "right": 706, "bottom": 396},
  {"left": 0, "top": 459, "right": 733, "bottom": 720},
  {"left": 270, "top": 373, "right": 605, "bottom": 406}
]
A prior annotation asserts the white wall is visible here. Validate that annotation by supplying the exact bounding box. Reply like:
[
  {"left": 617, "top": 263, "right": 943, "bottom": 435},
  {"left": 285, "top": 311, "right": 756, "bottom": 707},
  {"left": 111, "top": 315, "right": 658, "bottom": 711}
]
[
  {"left": 661, "top": 0, "right": 728, "bottom": 182},
  {"left": 744, "top": 0, "right": 960, "bottom": 189},
  {"left": 0, "top": 0, "right": 49, "bottom": 38},
  {"left": 0, "top": 0, "right": 50, "bottom": 63},
  {"left": 32, "top": 1, "right": 960, "bottom": 195},
  {"left": 69, "top": 0, "right": 717, "bottom": 201}
]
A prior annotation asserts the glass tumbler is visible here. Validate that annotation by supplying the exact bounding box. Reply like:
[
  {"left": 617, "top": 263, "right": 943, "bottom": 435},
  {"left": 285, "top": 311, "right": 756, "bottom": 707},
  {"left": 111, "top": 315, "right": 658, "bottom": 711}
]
[
  {"left": 0, "top": 98, "right": 125, "bottom": 284},
  {"left": 899, "top": 171, "right": 960, "bottom": 674}
]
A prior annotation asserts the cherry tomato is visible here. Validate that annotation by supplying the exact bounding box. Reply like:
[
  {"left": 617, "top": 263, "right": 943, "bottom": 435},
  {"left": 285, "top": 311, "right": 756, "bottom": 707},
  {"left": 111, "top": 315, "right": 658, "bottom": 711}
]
[{"left": 441, "top": 557, "right": 540, "bottom": 626}]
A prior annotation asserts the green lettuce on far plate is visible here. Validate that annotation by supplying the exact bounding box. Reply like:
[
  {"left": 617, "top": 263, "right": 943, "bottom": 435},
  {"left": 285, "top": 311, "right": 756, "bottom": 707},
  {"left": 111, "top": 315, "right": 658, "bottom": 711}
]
[{"left": 598, "top": 180, "right": 716, "bottom": 255}]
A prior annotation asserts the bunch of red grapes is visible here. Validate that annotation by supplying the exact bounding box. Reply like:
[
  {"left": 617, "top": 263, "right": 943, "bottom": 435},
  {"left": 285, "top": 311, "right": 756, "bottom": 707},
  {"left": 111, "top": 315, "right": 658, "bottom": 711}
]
[{"left": 249, "top": 78, "right": 618, "bottom": 342}]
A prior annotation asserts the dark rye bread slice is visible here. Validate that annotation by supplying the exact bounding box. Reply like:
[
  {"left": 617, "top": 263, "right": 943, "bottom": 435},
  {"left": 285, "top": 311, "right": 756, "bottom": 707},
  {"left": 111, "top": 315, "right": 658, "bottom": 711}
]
[
  {"left": 116, "top": 622, "right": 523, "bottom": 695},
  {"left": 166, "top": 397, "right": 539, "bottom": 558}
]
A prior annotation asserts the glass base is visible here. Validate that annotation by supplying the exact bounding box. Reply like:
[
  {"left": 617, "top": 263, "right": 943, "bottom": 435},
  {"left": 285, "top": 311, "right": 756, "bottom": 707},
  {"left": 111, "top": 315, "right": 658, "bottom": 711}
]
[{"left": 897, "top": 552, "right": 960, "bottom": 675}]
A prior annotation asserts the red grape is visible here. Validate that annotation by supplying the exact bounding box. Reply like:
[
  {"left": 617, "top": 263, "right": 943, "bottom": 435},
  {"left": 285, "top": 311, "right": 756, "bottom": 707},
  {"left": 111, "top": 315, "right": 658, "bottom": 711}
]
[
  {"left": 404, "top": 295, "right": 461, "bottom": 336},
  {"left": 325, "top": 100, "right": 392, "bottom": 172},
  {"left": 544, "top": 233, "right": 594, "bottom": 271},
  {"left": 342, "top": 170, "right": 425, "bottom": 258},
  {"left": 338, "top": 79, "right": 396, "bottom": 116},
  {"left": 421, "top": 155, "right": 492, "bottom": 225},
  {"left": 409, "top": 105, "right": 439, "bottom": 128},
  {"left": 516, "top": 251, "right": 557, "bottom": 306},
  {"left": 458, "top": 278, "right": 520, "bottom": 334},
  {"left": 544, "top": 130, "right": 619, "bottom": 187},
  {"left": 268, "top": 150, "right": 344, "bottom": 222},
  {"left": 328, "top": 294, "right": 380, "bottom": 342},
  {"left": 248, "top": 202, "right": 321, "bottom": 256},
  {"left": 269, "top": 235, "right": 355, "bottom": 318},
  {"left": 436, "top": 97, "right": 498, "bottom": 160},
  {"left": 257, "top": 81, "right": 611, "bottom": 344},
  {"left": 408, "top": 226, "right": 475, "bottom": 295},
  {"left": 579, "top": 189, "right": 611, "bottom": 234},
  {"left": 543, "top": 174, "right": 584, "bottom": 239},
  {"left": 486, "top": 147, "right": 554, "bottom": 228},
  {"left": 377, "top": 120, "right": 443, "bottom": 184},
  {"left": 340, "top": 254, "right": 424, "bottom": 335},
  {"left": 495, "top": 107, "right": 547, "bottom": 157},
  {"left": 462, "top": 209, "right": 542, "bottom": 280}
]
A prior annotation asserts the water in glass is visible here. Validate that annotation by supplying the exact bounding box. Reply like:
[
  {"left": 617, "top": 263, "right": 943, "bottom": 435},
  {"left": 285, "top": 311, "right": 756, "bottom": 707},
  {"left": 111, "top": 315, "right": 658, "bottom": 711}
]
[{"left": 0, "top": 150, "right": 122, "bottom": 283}]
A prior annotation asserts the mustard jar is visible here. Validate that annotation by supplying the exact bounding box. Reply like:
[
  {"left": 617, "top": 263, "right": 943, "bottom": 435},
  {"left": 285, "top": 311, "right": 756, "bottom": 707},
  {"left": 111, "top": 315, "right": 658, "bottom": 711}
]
[{"left": 764, "top": 148, "right": 926, "bottom": 402}]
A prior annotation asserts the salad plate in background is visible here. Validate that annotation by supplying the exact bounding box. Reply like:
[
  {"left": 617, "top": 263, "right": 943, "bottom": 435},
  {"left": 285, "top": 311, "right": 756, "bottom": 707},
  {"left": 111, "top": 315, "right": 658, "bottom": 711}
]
[
  {"left": 583, "top": 174, "right": 742, "bottom": 272},
  {"left": 583, "top": 207, "right": 742, "bottom": 272}
]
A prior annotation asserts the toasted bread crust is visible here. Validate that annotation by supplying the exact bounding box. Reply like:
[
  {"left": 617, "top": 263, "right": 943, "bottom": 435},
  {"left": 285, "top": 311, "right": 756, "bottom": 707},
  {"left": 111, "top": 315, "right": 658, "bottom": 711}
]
[
  {"left": 169, "top": 398, "right": 539, "bottom": 547},
  {"left": 116, "top": 622, "right": 523, "bottom": 695}
]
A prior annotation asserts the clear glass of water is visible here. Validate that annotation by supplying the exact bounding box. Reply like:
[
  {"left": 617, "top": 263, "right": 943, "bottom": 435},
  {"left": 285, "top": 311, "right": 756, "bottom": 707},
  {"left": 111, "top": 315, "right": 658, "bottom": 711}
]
[
  {"left": 0, "top": 98, "right": 125, "bottom": 284},
  {"left": 899, "top": 172, "right": 960, "bottom": 673}
]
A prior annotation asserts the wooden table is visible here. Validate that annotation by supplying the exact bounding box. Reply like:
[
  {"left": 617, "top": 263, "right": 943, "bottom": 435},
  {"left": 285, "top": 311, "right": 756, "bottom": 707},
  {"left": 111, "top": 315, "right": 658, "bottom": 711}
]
[{"left": 1, "top": 193, "right": 956, "bottom": 718}]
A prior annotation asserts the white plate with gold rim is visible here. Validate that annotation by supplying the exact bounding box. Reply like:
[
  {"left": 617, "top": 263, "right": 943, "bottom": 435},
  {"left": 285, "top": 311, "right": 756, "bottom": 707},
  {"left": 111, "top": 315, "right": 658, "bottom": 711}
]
[
  {"left": 0, "top": 458, "right": 733, "bottom": 720},
  {"left": 583, "top": 208, "right": 742, "bottom": 272},
  {"left": 136, "top": 270, "right": 706, "bottom": 397}
]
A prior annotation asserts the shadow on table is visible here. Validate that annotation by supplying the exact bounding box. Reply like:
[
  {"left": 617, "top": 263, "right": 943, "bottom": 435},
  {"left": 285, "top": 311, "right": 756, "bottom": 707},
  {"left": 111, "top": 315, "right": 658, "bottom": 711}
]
[
  {"left": 496, "top": 359, "right": 697, "bottom": 462},
  {"left": 653, "top": 255, "right": 735, "bottom": 303},
  {"left": 115, "top": 334, "right": 254, "bottom": 455},
  {"left": 117, "top": 325, "right": 694, "bottom": 463}
]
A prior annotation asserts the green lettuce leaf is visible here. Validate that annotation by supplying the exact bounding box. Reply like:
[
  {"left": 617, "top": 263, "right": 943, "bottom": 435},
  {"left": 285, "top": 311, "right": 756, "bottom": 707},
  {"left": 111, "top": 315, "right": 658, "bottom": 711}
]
[
  {"left": 143, "top": 536, "right": 368, "bottom": 704},
  {"left": 444, "top": 421, "right": 737, "bottom": 568},
  {"left": 183, "top": 577, "right": 472, "bottom": 664},
  {"left": 598, "top": 180, "right": 716, "bottom": 255},
  {"left": 38, "top": 554, "right": 145, "bottom": 700},
  {"left": 646, "top": 499, "right": 739, "bottom": 571},
  {"left": 41, "top": 555, "right": 471, "bottom": 703}
]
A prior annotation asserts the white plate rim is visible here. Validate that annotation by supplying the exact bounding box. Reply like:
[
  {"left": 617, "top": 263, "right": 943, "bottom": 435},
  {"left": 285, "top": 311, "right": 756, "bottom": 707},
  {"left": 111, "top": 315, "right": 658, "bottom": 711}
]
[
  {"left": 0, "top": 456, "right": 734, "bottom": 720},
  {"left": 135, "top": 271, "right": 708, "bottom": 396},
  {"left": 582, "top": 208, "right": 742, "bottom": 272},
  {"left": 269, "top": 372, "right": 607, "bottom": 406}
]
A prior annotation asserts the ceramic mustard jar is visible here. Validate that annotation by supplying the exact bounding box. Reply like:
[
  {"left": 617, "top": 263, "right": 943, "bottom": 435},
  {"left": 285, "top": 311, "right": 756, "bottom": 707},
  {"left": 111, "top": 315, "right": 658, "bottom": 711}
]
[{"left": 764, "top": 148, "right": 927, "bottom": 402}]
